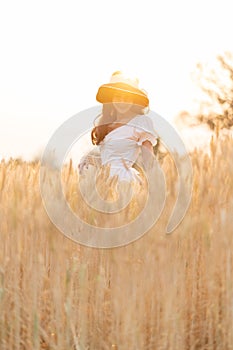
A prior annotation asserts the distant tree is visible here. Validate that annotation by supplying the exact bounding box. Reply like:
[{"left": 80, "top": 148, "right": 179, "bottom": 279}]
[
  {"left": 191, "top": 51, "right": 233, "bottom": 131},
  {"left": 174, "top": 110, "right": 199, "bottom": 130}
]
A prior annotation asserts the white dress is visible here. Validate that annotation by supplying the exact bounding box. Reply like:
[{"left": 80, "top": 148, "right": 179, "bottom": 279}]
[{"left": 99, "top": 115, "right": 158, "bottom": 184}]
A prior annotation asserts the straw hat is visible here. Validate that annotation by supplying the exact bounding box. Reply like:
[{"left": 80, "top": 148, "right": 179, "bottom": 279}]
[{"left": 96, "top": 71, "right": 149, "bottom": 107}]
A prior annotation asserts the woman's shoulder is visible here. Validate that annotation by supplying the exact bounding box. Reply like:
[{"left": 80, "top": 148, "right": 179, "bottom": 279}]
[{"left": 129, "top": 115, "right": 156, "bottom": 133}]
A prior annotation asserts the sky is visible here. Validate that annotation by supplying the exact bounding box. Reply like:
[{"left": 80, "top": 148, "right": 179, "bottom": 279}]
[{"left": 0, "top": 0, "right": 233, "bottom": 161}]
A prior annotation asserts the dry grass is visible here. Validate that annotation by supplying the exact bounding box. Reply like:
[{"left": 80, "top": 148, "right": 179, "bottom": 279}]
[{"left": 0, "top": 134, "right": 233, "bottom": 350}]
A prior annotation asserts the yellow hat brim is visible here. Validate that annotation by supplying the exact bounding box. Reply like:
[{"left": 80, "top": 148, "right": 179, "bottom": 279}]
[{"left": 96, "top": 82, "right": 149, "bottom": 107}]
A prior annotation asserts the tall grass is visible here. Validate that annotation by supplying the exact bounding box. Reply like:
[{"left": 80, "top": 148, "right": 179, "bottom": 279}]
[{"left": 0, "top": 134, "right": 233, "bottom": 349}]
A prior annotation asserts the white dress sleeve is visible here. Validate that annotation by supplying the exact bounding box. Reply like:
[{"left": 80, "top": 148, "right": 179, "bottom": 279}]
[{"left": 132, "top": 116, "right": 158, "bottom": 147}]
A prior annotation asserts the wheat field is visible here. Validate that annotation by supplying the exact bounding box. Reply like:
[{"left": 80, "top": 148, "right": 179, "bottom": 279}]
[{"left": 0, "top": 134, "right": 233, "bottom": 350}]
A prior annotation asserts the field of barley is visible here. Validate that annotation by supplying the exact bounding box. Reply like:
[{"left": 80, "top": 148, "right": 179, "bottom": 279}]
[{"left": 0, "top": 134, "right": 233, "bottom": 350}]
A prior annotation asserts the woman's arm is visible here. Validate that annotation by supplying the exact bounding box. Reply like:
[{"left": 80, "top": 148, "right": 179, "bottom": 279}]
[
  {"left": 141, "top": 140, "right": 155, "bottom": 171},
  {"left": 78, "top": 148, "right": 101, "bottom": 174}
]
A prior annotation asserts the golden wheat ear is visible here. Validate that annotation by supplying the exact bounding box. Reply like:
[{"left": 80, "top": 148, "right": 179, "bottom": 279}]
[{"left": 158, "top": 152, "right": 168, "bottom": 162}]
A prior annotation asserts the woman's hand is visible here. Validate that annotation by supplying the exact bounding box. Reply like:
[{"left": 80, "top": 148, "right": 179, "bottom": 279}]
[
  {"left": 78, "top": 155, "right": 90, "bottom": 175},
  {"left": 78, "top": 150, "right": 102, "bottom": 175}
]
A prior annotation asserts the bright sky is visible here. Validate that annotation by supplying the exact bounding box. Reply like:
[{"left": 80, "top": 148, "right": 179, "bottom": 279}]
[{"left": 0, "top": 0, "right": 232, "bottom": 160}]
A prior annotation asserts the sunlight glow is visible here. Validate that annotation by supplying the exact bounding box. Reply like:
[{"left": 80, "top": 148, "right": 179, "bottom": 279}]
[{"left": 0, "top": 0, "right": 233, "bottom": 160}]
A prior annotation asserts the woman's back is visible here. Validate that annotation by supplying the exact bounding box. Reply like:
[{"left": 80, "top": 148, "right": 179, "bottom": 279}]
[{"left": 99, "top": 115, "right": 158, "bottom": 183}]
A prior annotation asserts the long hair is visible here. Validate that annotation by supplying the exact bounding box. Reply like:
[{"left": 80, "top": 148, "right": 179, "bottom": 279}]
[
  {"left": 91, "top": 103, "right": 148, "bottom": 145},
  {"left": 91, "top": 104, "right": 116, "bottom": 145}
]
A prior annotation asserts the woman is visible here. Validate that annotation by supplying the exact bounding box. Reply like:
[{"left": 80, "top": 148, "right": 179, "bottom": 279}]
[{"left": 78, "top": 71, "right": 158, "bottom": 193}]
